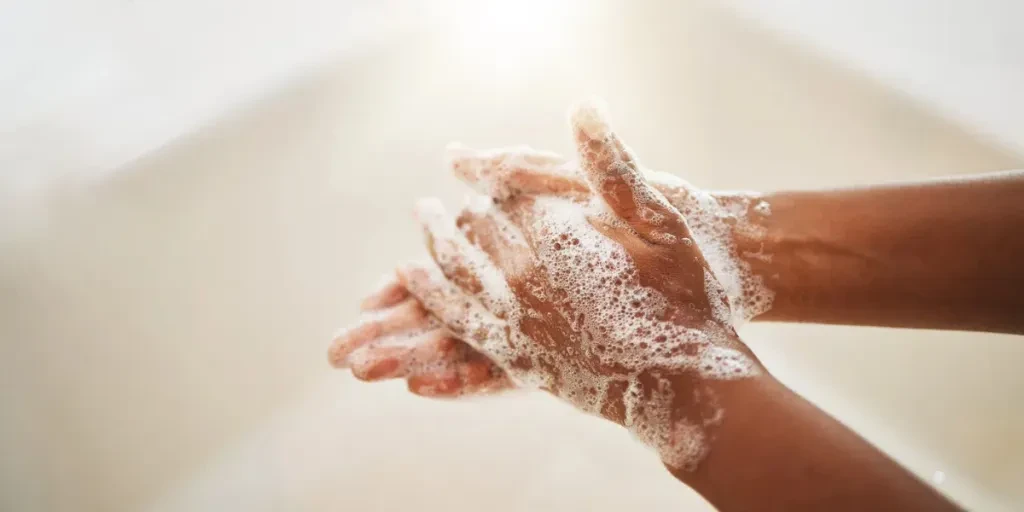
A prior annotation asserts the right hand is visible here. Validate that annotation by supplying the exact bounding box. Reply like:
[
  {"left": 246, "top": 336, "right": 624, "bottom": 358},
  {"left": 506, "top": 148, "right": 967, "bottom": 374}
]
[{"left": 331, "top": 101, "right": 769, "bottom": 470}]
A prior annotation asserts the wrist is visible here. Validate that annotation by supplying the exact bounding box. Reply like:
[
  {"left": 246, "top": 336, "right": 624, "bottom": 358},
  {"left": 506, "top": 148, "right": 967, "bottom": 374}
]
[
  {"left": 662, "top": 370, "right": 777, "bottom": 484},
  {"left": 648, "top": 344, "right": 769, "bottom": 475},
  {"left": 734, "top": 191, "right": 860, "bottom": 323}
]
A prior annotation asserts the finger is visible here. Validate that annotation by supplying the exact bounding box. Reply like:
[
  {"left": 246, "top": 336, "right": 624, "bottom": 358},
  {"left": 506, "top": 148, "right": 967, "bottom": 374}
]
[
  {"left": 360, "top": 274, "right": 409, "bottom": 311},
  {"left": 346, "top": 326, "right": 514, "bottom": 395},
  {"left": 347, "top": 329, "right": 457, "bottom": 381},
  {"left": 447, "top": 143, "right": 588, "bottom": 200},
  {"left": 643, "top": 170, "right": 744, "bottom": 243},
  {"left": 455, "top": 197, "right": 533, "bottom": 278},
  {"left": 455, "top": 353, "right": 515, "bottom": 394},
  {"left": 407, "top": 370, "right": 463, "bottom": 398},
  {"left": 415, "top": 198, "right": 512, "bottom": 316},
  {"left": 641, "top": 172, "right": 766, "bottom": 315},
  {"left": 346, "top": 325, "right": 515, "bottom": 395},
  {"left": 483, "top": 192, "right": 552, "bottom": 258},
  {"left": 397, "top": 261, "right": 506, "bottom": 353},
  {"left": 643, "top": 169, "right": 698, "bottom": 213},
  {"left": 570, "top": 99, "right": 690, "bottom": 245},
  {"left": 327, "top": 298, "right": 430, "bottom": 368},
  {"left": 406, "top": 358, "right": 512, "bottom": 398},
  {"left": 416, "top": 197, "right": 484, "bottom": 295}
]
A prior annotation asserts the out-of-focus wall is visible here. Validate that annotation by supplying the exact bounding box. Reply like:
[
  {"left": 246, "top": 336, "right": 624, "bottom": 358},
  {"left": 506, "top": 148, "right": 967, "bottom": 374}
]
[
  {"left": 720, "top": 0, "right": 1024, "bottom": 154},
  {"left": 1, "top": 1, "right": 1022, "bottom": 511}
]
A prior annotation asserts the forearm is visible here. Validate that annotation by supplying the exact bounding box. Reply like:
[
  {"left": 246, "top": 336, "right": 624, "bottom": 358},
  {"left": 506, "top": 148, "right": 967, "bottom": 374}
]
[
  {"left": 671, "top": 372, "right": 961, "bottom": 512},
  {"left": 744, "top": 170, "right": 1024, "bottom": 333}
]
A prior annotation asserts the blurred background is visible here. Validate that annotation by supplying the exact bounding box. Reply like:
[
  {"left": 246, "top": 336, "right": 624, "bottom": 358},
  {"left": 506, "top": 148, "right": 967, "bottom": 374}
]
[{"left": 2, "top": 0, "right": 1023, "bottom": 510}]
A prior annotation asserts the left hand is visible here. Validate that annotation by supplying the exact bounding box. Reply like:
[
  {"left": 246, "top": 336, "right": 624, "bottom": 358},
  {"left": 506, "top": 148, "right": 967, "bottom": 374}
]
[
  {"left": 331, "top": 99, "right": 763, "bottom": 470},
  {"left": 328, "top": 276, "right": 513, "bottom": 397},
  {"left": 336, "top": 267, "right": 749, "bottom": 404},
  {"left": 330, "top": 150, "right": 773, "bottom": 402}
]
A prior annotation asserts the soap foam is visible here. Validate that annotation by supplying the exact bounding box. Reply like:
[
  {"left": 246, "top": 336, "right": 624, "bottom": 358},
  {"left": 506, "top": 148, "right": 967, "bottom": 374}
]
[
  {"left": 643, "top": 170, "right": 775, "bottom": 325},
  {"left": 417, "top": 197, "right": 516, "bottom": 319},
  {"left": 449, "top": 142, "right": 776, "bottom": 326},
  {"left": 432, "top": 104, "right": 773, "bottom": 467},
  {"left": 447, "top": 142, "right": 578, "bottom": 201},
  {"left": 459, "top": 194, "right": 757, "bottom": 470},
  {"left": 339, "top": 304, "right": 454, "bottom": 379}
]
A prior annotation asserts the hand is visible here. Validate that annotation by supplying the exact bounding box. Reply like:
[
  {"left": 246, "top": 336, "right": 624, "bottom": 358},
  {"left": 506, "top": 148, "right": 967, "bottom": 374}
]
[
  {"left": 330, "top": 120, "right": 775, "bottom": 404},
  {"left": 328, "top": 276, "right": 513, "bottom": 397},
  {"left": 393, "top": 100, "right": 762, "bottom": 470},
  {"left": 446, "top": 142, "right": 776, "bottom": 325},
  {"left": 326, "top": 101, "right": 972, "bottom": 511}
]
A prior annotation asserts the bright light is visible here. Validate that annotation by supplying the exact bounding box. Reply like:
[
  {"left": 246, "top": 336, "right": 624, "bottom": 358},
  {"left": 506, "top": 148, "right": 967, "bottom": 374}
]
[{"left": 445, "top": 0, "right": 577, "bottom": 80}]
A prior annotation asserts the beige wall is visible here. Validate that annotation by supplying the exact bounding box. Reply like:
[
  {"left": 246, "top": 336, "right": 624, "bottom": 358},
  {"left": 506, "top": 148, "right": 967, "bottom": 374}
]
[{"left": 2, "top": 2, "right": 1022, "bottom": 511}]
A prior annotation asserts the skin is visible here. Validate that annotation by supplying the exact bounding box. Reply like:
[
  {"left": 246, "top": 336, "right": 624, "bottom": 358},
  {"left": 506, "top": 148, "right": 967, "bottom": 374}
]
[
  {"left": 334, "top": 169, "right": 1024, "bottom": 396},
  {"left": 329, "top": 102, "right": 969, "bottom": 510},
  {"left": 752, "top": 171, "right": 1024, "bottom": 334},
  {"left": 399, "top": 104, "right": 751, "bottom": 467},
  {"left": 330, "top": 284, "right": 512, "bottom": 396}
]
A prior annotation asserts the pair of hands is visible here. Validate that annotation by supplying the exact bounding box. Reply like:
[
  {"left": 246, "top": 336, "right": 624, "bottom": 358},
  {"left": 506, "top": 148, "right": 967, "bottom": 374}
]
[{"left": 329, "top": 101, "right": 773, "bottom": 469}]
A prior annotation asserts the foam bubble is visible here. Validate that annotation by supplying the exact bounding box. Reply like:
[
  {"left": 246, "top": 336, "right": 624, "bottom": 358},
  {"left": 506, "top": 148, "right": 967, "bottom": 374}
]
[
  {"left": 471, "top": 194, "right": 758, "bottom": 469},
  {"left": 644, "top": 171, "right": 775, "bottom": 325},
  {"left": 425, "top": 150, "right": 775, "bottom": 469}
]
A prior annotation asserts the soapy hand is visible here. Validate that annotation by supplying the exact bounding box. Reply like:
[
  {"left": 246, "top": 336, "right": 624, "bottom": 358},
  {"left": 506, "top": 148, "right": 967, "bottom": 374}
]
[
  {"left": 330, "top": 109, "right": 775, "bottom": 403},
  {"left": 333, "top": 100, "right": 766, "bottom": 470},
  {"left": 328, "top": 276, "right": 513, "bottom": 397},
  {"left": 444, "top": 140, "right": 775, "bottom": 325},
  {"left": 327, "top": 101, "right": 976, "bottom": 511}
]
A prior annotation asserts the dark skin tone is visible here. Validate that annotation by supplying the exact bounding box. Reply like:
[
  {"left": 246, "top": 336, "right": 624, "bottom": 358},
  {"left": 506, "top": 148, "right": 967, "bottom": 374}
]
[
  {"left": 753, "top": 171, "right": 1024, "bottom": 334},
  {"left": 328, "top": 170, "right": 1024, "bottom": 395},
  {"left": 383, "top": 111, "right": 751, "bottom": 468},
  {"left": 682, "top": 375, "right": 958, "bottom": 511},
  {"left": 326, "top": 103, "right": 1013, "bottom": 510}
]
